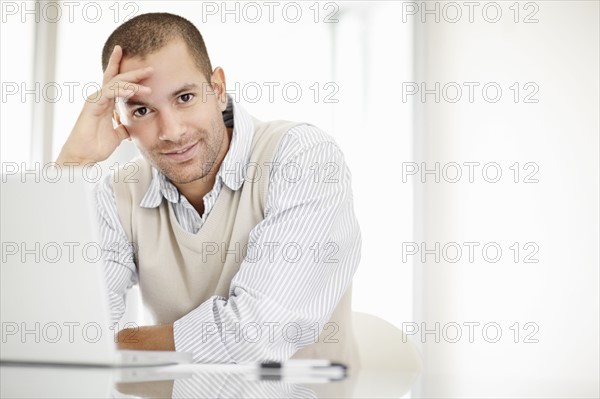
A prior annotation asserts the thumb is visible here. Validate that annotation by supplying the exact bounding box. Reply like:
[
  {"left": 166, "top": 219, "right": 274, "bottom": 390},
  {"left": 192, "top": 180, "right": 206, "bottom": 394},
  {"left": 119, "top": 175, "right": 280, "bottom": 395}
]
[
  {"left": 113, "top": 111, "right": 131, "bottom": 142},
  {"left": 114, "top": 124, "right": 131, "bottom": 142}
]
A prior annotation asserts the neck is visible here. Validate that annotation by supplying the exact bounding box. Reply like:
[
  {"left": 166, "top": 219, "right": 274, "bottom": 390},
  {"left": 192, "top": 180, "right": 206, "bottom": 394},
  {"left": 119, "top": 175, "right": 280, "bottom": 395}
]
[{"left": 175, "top": 178, "right": 213, "bottom": 214}]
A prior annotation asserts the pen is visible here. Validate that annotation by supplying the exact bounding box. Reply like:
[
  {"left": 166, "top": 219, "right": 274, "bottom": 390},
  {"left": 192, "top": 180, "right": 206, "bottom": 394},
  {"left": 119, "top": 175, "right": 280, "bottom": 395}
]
[
  {"left": 259, "top": 359, "right": 346, "bottom": 370},
  {"left": 249, "top": 360, "right": 347, "bottom": 380},
  {"left": 246, "top": 373, "right": 344, "bottom": 384}
]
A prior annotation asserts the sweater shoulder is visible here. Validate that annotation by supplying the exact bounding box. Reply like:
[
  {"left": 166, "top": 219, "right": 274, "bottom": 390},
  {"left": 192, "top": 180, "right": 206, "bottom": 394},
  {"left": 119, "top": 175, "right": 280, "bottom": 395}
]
[{"left": 112, "top": 157, "right": 153, "bottom": 198}]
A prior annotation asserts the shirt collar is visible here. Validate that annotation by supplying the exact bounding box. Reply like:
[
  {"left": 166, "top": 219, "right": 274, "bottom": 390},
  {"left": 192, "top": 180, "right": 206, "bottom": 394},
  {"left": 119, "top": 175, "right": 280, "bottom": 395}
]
[{"left": 139, "top": 96, "right": 255, "bottom": 209}]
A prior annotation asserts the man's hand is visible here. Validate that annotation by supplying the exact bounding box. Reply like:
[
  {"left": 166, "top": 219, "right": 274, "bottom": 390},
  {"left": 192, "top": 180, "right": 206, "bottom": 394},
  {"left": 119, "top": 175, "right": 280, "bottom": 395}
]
[
  {"left": 116, "top": 324, "right": 175, "bottom": 351},
  {"left": 56, "top": 45, "right": 153, "bottom": 165}
]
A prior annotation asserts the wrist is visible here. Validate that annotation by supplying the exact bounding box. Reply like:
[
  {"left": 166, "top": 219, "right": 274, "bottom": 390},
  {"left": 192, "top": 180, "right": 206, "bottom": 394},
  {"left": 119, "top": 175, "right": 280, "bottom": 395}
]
[{"left": 56, "top": 149, "right": 97, "bottom": 167}]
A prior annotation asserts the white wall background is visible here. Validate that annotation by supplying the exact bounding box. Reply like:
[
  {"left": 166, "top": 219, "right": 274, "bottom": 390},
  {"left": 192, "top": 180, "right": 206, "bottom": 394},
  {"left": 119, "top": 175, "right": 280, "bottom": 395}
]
[
  {"left": 412, "top": 1, "right": 599, "bottom": 397},
  {"left": 1, "top": 1, "right": 598, "bottom": 398},
  {"left": 0, "top": 6, "right": 34, "bottom": 162}
]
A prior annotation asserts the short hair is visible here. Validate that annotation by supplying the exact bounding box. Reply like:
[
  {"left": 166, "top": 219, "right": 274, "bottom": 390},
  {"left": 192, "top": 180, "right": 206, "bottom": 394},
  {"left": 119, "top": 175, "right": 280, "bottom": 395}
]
[{"left": 101, "top": 13, "right": 213, "bottom": 81}]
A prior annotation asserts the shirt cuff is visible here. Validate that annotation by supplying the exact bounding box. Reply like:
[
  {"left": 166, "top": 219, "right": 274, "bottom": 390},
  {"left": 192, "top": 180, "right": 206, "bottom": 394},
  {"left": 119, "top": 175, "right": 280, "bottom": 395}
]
[{"left": 173, "top": 296, "right": 234, "bottom": 364}]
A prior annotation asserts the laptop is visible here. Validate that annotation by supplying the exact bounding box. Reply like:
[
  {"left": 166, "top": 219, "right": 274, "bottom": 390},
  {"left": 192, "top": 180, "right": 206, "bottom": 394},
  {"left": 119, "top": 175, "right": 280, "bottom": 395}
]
[{"left": 0, "top": 171, "right": 191, "bottom": 366}]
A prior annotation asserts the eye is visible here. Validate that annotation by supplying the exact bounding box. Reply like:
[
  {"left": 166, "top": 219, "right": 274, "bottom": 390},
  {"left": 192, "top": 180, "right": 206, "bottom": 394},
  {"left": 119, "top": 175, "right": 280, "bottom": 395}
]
[
  {"left": 179, "top": 93, "right": 194, "bottom": 103},
  {"left": 133, "top": 107, "right": 149, "bottom": 117}
]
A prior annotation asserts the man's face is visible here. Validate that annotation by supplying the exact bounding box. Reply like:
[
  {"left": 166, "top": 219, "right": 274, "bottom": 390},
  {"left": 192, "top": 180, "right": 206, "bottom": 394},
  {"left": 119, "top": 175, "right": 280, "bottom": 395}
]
[{"left": 116, "top": 39, "right": 228, "bottom": 185}]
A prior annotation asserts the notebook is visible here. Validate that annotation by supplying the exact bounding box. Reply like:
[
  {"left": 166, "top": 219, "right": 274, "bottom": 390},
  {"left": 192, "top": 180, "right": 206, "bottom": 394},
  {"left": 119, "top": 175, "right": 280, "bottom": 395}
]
[{"left": 0, "top": 171, "right": 191, "bottom": 366}]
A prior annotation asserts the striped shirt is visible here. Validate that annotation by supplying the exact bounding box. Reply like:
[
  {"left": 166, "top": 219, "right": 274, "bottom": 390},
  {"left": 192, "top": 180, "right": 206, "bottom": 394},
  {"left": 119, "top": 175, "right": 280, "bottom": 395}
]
[
  {"left": 170, "top": 369, "right": 317, "bottom": 398},
  {"left": 95, "top": 98, "right": 361, "bottom": 362}
]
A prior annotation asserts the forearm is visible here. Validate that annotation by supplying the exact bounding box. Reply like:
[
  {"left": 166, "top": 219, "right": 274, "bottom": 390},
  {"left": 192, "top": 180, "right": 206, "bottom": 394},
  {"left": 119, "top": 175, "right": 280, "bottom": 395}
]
[
  {"left": 55, "top": 148, "right": 97, "bottom": 166},
  {"left": 172, "top": 292, "right": 315, "bottom": 363},
  {"left": 116, "top": 324, "right": 175, "bottom": 351}
]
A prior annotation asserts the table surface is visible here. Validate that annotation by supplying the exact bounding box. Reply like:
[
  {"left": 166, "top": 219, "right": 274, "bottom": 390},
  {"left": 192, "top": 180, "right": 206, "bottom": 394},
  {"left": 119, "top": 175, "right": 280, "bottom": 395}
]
[
  {"left": 2, "top": 362, "right": 598, "bottom": 398},
  {"left": 0, "top": 362, "right": 419, "bottom": 399}
]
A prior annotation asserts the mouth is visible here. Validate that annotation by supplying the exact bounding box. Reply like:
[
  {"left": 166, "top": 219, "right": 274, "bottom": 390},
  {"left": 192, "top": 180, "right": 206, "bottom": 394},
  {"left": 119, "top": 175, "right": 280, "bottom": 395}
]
[{"left": 162, "top": 142, "right": 199, "bottom": 162}]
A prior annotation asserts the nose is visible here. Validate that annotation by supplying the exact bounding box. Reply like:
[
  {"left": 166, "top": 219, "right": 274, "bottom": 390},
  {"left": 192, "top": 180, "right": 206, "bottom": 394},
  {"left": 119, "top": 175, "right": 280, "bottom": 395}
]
[{"left": 158, "top": 109, "right": 186, "bottom": 142}]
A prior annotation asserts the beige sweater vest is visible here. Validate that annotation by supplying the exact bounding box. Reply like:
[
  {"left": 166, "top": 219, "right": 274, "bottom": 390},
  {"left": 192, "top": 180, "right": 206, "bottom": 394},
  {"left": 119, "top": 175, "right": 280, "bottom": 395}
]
[{"left": 113, "top": 118, "right": 359, "bottom": 368}]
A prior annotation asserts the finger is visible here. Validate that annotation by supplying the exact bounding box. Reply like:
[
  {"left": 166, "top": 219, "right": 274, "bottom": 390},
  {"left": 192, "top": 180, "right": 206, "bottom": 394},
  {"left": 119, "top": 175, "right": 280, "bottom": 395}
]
[
  {"left": 103, "top": 45, "right": 123, "bottom": 85},
  {"left": 112, "top": 66, "right": 154, "bottom": 87},
  {"left": 114, "top": 123, "right": 131, "bottom": 142},
  {"left": 112, "top": 110, "right": 130, "bottom": 137},
  {"left": 102, "top": 68, "right": 154, "bottom": 104},
  {"left": 100, "top": 81, "right": 151, "bottom": 102},
  {"left": 84, "top": 83, "right": 147, "bottom": 115}
]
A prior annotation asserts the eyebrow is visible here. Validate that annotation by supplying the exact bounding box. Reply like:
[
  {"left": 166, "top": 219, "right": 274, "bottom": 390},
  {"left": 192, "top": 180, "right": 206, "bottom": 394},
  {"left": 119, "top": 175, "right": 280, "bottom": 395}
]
[{"left": 123, "top": 83, "right": 200, "bottom": 107}]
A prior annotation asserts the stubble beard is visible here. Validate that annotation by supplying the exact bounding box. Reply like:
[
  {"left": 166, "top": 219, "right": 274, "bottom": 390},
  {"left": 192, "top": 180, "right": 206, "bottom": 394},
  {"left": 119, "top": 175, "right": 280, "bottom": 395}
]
[{"left": 142, "top": 117, "right": 226, "bottom": 185}]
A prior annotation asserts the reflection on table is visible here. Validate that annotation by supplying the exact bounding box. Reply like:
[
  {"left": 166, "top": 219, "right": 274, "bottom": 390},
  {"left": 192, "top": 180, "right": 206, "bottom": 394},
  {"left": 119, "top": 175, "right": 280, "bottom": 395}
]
[{"left": 1, "top": 363, "right": 419, "bottom": 398}]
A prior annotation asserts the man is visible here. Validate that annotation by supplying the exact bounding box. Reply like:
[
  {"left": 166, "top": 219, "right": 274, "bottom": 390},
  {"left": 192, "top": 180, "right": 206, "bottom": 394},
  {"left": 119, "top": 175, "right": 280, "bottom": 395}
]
[{"left": 57, "top": 13, "right": 361, "bottom": 367}]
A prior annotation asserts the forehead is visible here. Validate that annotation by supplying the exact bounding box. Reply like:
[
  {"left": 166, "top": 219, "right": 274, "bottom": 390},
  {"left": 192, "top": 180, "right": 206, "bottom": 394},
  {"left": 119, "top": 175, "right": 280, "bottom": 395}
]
[{"left": 119, "top": 39, "right": 207, "bottom": 88}]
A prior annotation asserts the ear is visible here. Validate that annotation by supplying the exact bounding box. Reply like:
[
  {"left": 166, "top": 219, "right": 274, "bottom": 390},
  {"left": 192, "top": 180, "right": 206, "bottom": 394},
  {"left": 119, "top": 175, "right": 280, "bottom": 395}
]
[{"left": 210, "top": 67, "right": 227, "bottom": 112}]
